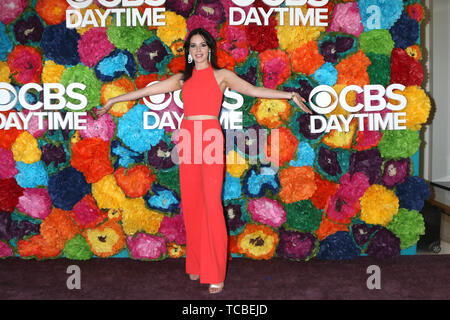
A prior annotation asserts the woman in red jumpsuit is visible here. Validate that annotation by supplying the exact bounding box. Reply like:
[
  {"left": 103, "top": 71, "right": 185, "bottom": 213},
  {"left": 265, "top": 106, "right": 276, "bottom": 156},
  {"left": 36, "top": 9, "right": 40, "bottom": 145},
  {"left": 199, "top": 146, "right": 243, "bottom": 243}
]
[{"left": 96, "top": 28, "right": 312, "bottom": 294}]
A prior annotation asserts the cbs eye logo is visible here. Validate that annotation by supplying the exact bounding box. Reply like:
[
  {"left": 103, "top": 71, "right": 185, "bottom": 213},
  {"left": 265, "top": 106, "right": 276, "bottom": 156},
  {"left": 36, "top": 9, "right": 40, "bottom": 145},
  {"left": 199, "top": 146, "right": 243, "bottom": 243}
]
[
  {"left": 67, "top": 0, "right": 93, "bottom": 9},
  {"left": 0, "top": 83, "right": 18, "bottom": 111},
  {"left": 308, "top": 85, "right": 338, "bottom": 115}
]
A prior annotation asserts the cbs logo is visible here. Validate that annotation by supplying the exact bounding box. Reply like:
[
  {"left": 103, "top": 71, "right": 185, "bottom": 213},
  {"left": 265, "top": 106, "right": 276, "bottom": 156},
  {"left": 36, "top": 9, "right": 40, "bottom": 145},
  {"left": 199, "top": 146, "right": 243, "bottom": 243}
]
[
  {"left": 66, "top": 0, "right": 165, "bottom": 9},
  {"left": 308, "top": 84, "right": 407, "bottom": 115}
]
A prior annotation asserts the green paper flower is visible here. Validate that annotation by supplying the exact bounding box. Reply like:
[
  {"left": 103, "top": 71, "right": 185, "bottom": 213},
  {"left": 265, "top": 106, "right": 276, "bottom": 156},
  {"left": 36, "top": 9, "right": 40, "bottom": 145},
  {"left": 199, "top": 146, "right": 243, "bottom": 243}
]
[
  {"left": 156, "top": 167, "right": 180, "bottom": 196},
  {"left": 284, "top": 200, "right": 323, "bottom": 232},
  {"left": 64, "top": 234, "right": 93, "bottom": 260},
  {"left": 366, "top": 52, "right": 391, "bottom": 87},
  {"left": 378, "top": 129, "right": 421, "bottom": 160},
  {"left": 359, "top": 30, "right": 395, "bottom": 56},
  {"left": 60, "top": 65, "right": 102, "bottom": 111},
  {"left": 387, "top": 208, "right": 425, "bottom": 249},
  {"left": 107, "top": 16, "right": 153, "bottom": 53}
]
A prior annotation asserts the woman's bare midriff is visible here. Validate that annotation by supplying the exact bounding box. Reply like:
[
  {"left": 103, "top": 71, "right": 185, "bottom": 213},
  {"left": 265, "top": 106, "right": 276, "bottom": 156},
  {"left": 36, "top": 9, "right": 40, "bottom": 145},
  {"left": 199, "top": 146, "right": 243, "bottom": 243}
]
[{"left": 184, "top": 115, "right": 218, "bottom": 120}]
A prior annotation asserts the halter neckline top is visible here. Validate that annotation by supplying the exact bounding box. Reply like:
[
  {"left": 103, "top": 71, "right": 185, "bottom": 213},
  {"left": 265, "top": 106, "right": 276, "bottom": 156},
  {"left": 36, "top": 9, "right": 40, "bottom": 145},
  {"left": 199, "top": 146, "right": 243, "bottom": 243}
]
[{"left": 182, "top": 64, "right": 223, "bottom": 117}]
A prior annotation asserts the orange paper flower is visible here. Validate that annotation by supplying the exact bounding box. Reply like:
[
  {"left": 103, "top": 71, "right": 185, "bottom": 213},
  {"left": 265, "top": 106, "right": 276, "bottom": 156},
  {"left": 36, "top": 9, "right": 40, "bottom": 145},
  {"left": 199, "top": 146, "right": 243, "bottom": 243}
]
[
  {"left": 336, "top": 50, "right": 371, "bottom": 87},
  {"left": 40, "top": 208, "right": 80, "bottom": 252},
  {"left": 17, "top": 235, "right": 62, "bottom": 259},
  {"left": 100, "top": 78, "right": 136, "bottom": 117},
  {"left": 264, "top": 127, "right": 298, "bottom": 168},
  {"left": 237, "top": 223, "right": 279, "bottom": 260},
  {"left": 83, "top": 220, "right": 125, "bottom": 258},
  {"left": 36, "top": 0, "right": 69, "bottom": 25},
  {"left": 310, "top": 173, "right": 339, "bottom": 210},
  {"left": 114, "top": 165, "right": 156, "bottom": 198},
  {"left": 316, "top": 215, "right": 349, "bottom": 241},
  {"left": 290, "top": 40, "right": 325, "bottom": 75},
  {"left": 278, "top": 166, "right": 317, "bottom": 203}
]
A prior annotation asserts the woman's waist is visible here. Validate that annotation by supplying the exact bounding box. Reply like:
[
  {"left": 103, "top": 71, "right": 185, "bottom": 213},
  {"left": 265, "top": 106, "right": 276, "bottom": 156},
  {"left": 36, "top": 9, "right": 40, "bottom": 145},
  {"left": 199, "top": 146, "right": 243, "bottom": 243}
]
[{"left": 183, "top": 114, "right": 218, "bottom": 120}]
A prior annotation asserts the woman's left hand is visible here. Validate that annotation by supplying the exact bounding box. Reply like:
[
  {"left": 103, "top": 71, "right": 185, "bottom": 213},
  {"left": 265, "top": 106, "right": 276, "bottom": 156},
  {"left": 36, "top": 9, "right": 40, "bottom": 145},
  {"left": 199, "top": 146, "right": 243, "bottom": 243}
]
[{"left": 291, "top": 92, "right": 312, "bottom": 114}]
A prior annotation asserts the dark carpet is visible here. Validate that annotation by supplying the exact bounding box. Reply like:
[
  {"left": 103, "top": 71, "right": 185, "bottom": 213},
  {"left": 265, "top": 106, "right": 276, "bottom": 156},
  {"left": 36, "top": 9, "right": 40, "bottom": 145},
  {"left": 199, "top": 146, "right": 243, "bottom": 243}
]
[{"left": 1, "top": 255, "right": 449, "bottom": 300}]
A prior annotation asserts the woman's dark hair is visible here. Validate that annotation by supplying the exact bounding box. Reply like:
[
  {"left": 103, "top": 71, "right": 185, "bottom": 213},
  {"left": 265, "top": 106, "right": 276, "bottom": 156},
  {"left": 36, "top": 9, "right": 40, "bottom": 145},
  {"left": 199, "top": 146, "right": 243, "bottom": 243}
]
[{"left": 182, "top": 28, "right": 220, "bottom": 82}]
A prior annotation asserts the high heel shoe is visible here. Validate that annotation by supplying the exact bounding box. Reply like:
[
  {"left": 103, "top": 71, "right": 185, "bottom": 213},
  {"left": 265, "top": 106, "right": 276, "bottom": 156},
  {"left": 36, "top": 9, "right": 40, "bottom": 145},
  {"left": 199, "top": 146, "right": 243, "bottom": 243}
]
[
  {"left": 189, "top": 274, "right": 200, "bottom": 280},
  {"left": 208, "top": 282, "right": 224, "bottom": 294}
]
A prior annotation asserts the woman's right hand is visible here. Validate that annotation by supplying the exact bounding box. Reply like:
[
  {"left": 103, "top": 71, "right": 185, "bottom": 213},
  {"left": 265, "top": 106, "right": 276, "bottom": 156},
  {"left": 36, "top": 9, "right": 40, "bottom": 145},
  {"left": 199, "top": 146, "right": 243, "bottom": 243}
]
[{"left": 95, "top": 100, "right": 114, "bottom": 118}]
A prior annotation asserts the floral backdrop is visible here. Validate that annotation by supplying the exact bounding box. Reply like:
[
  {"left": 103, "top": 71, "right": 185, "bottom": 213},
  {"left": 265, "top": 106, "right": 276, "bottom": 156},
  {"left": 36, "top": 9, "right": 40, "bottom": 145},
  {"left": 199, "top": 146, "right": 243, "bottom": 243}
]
[{"left": 0, "top": 0, "right": 432, "bottom": 261}]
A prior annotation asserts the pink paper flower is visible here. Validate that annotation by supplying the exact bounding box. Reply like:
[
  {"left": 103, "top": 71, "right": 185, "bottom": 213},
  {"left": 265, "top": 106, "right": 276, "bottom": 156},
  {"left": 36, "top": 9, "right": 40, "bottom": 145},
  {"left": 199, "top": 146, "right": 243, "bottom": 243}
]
[
  {"left": 127, "top": 233, "right": 167, "bottom": 260},
  {"left": 158, "top": 212, "right": 186, "bottom": 245},
  {"left": 0, "top": 241, "right": 13, "bottom": 258},
  {"left": 0, "top": 0, "right": 27, "bottom": 24},
  {"left": 0, "top": 148, "right": 18, "bottom": 179},
  {"left": 186, "top": 15, "right": 219, "bottom": 40},
  {"left": 78, "top": 112, "right": 116, "bottom": 142},
  {"left": 248, "top": 197, "right": 286, "bottom": 228},
  {"left": 23, "top": 109, "right": 48, "bottom": 138},
  {"left": 328, "top": 2, "right": 364, "bottom": 37},
  {"left": 16, "top": 188, "right": 52, "bottom": 220},
  {"left": 78, "top": 28, "right": 115, "bottom": 68}
]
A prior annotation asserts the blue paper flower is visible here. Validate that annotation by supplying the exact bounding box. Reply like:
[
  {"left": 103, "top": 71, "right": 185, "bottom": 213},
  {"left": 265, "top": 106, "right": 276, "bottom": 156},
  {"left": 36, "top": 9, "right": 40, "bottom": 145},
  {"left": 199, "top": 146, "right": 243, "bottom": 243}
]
[
  {"left": 389, "top": 12, "right": 420, "bottom": 49},
  {"left": 242, "top": 165, "right": 280, "bottom": 198},
  {"left": 312, "top": 62, "right": 338, "bottom": 86},
  {"left": 0, "top": 23, "right": 13, "bottom": 60},
  {"left": 41, "top": 22, "right": 80, "bottom": 66},
  {"left": 15, "top": 161, "right": 48, "bottom": 188},
  {"left": 110, "top": 140, "right": 144, "bottom": 169},
  {"left": 289, "top": 141, "right": 315, "bottom": 167},
  {"left": 48, "top": 167, "right": 91, "bottom": 211},
  {"left": 94, "top": 49, "right": 137, "bottom": 82},
  {"left": 222, "top": 172, "right": 242, "bottom": 200},
  {"left": 144, "top": 183, "right": 180, "bottom": 215},
  {"left": 316, "top": 231, "right": 361, "bottom": 260},
  {"left": 358, "top": 0, "right": 404, "bottom": 30},
  {"left": 117, "top": 104, "right": 165, "bottom": 153},
  {"left": 395, "top": 176, "right": 430, "bottom": 211}
]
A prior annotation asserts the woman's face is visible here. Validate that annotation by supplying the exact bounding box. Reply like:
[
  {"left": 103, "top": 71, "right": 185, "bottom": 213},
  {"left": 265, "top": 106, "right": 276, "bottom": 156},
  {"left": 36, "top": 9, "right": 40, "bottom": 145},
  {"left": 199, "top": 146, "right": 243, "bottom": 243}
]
[{"left": 189, "top": 34, "right": 210, "bottom": 64}]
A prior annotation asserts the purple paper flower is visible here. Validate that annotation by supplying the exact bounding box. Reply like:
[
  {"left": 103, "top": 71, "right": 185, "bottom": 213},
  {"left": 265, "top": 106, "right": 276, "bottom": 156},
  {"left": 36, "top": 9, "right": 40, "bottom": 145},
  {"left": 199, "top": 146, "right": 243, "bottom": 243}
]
[
  {"left": 366, "top": 228, "right": 401, "bottom": 259},
  {"left": 165, "top": 0, "right": 195, "bottom": 18},
  {"left": 297, "top": 113, "right": 323, "bottom": 140},
  {"left": 382, "top": 159, "right": 410, "bottom": 188},
  {"left": 147, "top": 140, "right": 176, "bottom": 170},
  {"left": 320, "top": 36, "right": 355, "bottom": 64},
  {"left": 318, "top": 147, "right": 341, "bottom": 177},
  {"left": 0, "top": 211, "right": 40, "bottom": 241},
  {"left": 276, "top": 228, "right": 317, "bottom": 261},
  {"left": 351, "top": 223, "right": 383, "bottom": 248},
  {"left": 137, "top": 39, "right": 169, "bottom": 73},
  {"left": 349, "top": 149, "right": 383, "bottom": 185},
  {"left": 40, "top": 144, "right": 67, "bottom": 167},
  {"left": 194, "top": 0, "right": 225, "bottom": 23},
  {"left": 13, "top": 15, "right": 44, "bottom": 44},
  {"left": 224, "top": 202, "right": 247, "bottom": 234}
]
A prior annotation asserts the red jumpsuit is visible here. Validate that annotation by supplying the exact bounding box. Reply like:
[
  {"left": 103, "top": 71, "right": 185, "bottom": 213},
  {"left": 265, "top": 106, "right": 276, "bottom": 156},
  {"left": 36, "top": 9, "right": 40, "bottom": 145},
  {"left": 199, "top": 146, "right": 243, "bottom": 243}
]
[{"left": 179, "top": 64, "right": 228, "bottom": 284}]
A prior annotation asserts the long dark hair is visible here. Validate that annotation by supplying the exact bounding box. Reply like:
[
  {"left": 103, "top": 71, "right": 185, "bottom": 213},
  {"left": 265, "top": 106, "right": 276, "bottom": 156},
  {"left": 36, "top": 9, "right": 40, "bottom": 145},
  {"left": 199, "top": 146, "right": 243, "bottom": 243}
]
[{"left": 182, "top": 28, "right": 220, "bottom": 82}]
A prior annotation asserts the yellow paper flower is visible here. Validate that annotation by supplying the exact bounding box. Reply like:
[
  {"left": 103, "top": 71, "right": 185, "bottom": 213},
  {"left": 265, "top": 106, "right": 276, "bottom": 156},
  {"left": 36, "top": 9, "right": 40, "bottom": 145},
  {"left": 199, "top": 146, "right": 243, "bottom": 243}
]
[
  {"left": 322, "top": 120, "right": 358, "bottom": 149},
  {"left": 101, "top": 78, "right": 136, "bottom": 117},
  {"left": 42, "top": 60, "right": 66, "bottom": 83},
  {"left": 120, "top": 198, "right": 164, "bottom": 236},
  {"left": 11, "top": 131, "right": 41, "bottom": 164},
  {"left": 92, "top": 174, "right": 127, "bottom": 210},
  {"left": 226, "top": 150, "right": 249, "bottom": 177},
  {"left": 237, "top": 224, "right": 278, "bottom": 260},
  {"left": 275, "top": 6, "right": 325, "bottom": 52},
  {"left": 0, "top": 62, "right": 11, "bottom": 83},
  {"left": 360, "top": 185, "right": 399, "bottom": 226},
  {"left": 406, "top": 44, "right": 422, "bottom": 60},
  {"left": 156, "top": 11, "right": 187, "bottom": 47},
  {"left": 83, "top": 221, "right": 125, "bottom": 257},
  {"left": 170, "top": 39, "right": 185, "bottom": 56},
  {"left": 167, "top": 242, "right": 185, "bottom": 258},
  {"left": 392, "top": 86, "right": 431, "bottom": 131},
  {"left": 70, "top": 131, "right": 81, "bottom": 144},
  {"left": 250, "top": 99, "right": 291, "bottom": 129}
]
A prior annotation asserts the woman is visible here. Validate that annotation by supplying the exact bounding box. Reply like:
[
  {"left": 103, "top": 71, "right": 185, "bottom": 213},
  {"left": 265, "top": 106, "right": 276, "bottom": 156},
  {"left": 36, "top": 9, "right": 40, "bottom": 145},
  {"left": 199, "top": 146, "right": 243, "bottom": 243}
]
[{"left": 95, "top": 28, "right": 312, "bottom": 294}]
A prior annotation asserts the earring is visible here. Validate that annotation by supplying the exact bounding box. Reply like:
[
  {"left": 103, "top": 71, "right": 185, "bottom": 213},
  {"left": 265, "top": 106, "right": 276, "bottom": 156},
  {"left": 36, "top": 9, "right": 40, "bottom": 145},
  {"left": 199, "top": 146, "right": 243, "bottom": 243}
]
[
  {"left": 188, "top": 54, "right": 193, "bottom": 63},
  {"left": 208, "top": 51, "right": 211, "bottom": 62}
]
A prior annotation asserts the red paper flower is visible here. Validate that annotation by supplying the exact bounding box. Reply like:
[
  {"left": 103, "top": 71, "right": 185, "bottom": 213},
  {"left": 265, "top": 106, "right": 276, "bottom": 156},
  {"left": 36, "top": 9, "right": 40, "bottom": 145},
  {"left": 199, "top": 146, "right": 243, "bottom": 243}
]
[
  {"left": 245, "top": 16, "right": 279, "bottom": 52},
  {"left": 390, "top": 48, "right": 423, "bottom": 87},
  {"left": 7, "top": 45, "right": 43, "bottom": 84},
  {"left": 310, "top": 173, "right": 339, "bottom": 210},
  {"left": 0, "top": 178, "right": 24, "bottom": 212},
  {"left": 259, "top": 49, "right": 291, "bottom": 89},
  {"left": 407, "top": 3, "right": 424, "bottom": 22}
]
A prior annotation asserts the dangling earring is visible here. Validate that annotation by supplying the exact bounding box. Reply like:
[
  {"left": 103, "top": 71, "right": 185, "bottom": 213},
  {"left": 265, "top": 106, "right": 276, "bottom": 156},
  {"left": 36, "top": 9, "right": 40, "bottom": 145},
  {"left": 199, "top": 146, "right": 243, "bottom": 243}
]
[
  {"left": 188, "top": 54, "right": 193, "bottom": 63},
  {"left": 208, "top": 50, "right": 211, "bottom": 62}
]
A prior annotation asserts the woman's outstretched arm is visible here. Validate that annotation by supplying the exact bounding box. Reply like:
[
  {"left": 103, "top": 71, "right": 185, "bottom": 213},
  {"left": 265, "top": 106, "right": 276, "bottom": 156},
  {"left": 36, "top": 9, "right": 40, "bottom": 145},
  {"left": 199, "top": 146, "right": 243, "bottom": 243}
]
[
  {"left": 95, "top": 73, "right": 184, "bottom": 117},
  {"left": 222, "top": 69, "right": 312, "bottom": 114}
]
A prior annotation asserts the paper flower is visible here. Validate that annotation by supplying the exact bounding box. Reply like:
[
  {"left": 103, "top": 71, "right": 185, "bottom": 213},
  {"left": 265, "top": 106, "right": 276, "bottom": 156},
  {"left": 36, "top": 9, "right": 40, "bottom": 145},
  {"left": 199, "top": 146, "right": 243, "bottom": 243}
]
[
  {"left": 114, "top": 165, "right": 155, "bottom": 198},
  {"left": 95, "top": 49, "right": 137, "bottom": 82},
  {"left": 387, "top": 208, "right": 425, "bottom": 249},
  {"left": 366, "top": 228, "right": 401, "bottom": 259},
  {"left": 158, "top": 212, "right": 186, "bottom": 245},
  {"left": 358, "top": 0, "right": 403, "bottom": 30},
  {"left": 110, "top": 140, "right": 144, "bottom": 169},
  {"left": 70, "top": 138, "right": 114, "bottom": 184},
  {"left": 218, "top": 22, "right": 249, "bottom": 63},
  {"left": 395, "top": 176, "right": 430, "bottom": 212},
  {"left": 349, "top": 148, "right": 383, "bottom": 185},
  {"left": 290, "top": 40, "right": 324, "bottom": 76},
  {"left": 78, "top": 27, "right": 114, "bottom": 68},
  {"left": 117, "top": 104, "right": 165, "bottom": 153},
  {"left": 390, "top": 48, "right": 423, "bottom": 86},
  {"left": 360, "top": 184, "right": 399, "bottom": 226},
  {"left": 318, "top": 35, "right": 357, "bottom": 64},
  {"left": 276, "top": 228, "right": 318, "bottom": 261},
  {"left": 0, "top": 178, "right": 24, "bottom": 212},
  {"left": 0, "top": 61, "right": 10, "bottom": 83},
  {"left": 186, "top": 15, "right": 219, "bottom": 39},
  {"left": 217, "top": 48, "right": 235, "bottom": 71},
  {"left": 106, "top": 16, "right": 152, "bottom": 54},
  {"left": 40, "top": 208, "right": 79, "bottom": 252},
  {"left": 63, "top": 234, "right": 93, "bottom": 260},
  {"left": 315, "top": 144, "right": 350, "bottom": 183},
  {"left": 84, "top": 220, "right": 125, "bottom": 257},
  {"left": 144, "top": 183, "right": 180, "bottom": 215},
  {"left": 248, "top": 197, "right": 286, "bottom": 228},
  {"left": 16, "top": 188, "right": 52, "bottom": 220},
  {"left": 120, "top": 198, "right": 164, "bottom": 236},
  {"left": 316, "top": 215, "right": 349, "bottom": 241},
  {"left": 289, "top": 141, "right": 315, "bottom": 168},
  {"left": 226, "top": 149, "right": 250, "bottom": 178},
  {"left": 284, "top": 199, "right": 322, "bottom": 232},
  {"left": 40, "top": 143, "right": 68, "bottom": 172},
  {"left": 11, "top": 131, "right": 41, "bottom": 164},
  {"left": 366, "top": 52, "right": 391, "bottom": 86},
  {"left": 406, "top": 44, "right": 422, "bottom": 60},
  {"left": 167, "top": 243, "right": 185, "bottom": 258},
  {"left": 312, "top": 62, "right": 338, "bottom": 86},
  {"left": 294, "top": 113, "right": 324, "bottom": 141},
  {"left": 48, "top": 166, "right": 91, "bottom": 211},
  {"left": 69, "top": 194, "right": 107, "bottom": 230},
  {"left": 395, "top": 86, "right": 431, "bottom": 131},
  {"left": 336, "top": 50, "right": 371, "bottom": 87},
  {"left": 7, "top": 45, "right": 42, "bottom": 84},
  {"left": 41, "top": 60, "right": 65, "bottom": 84},
  {"left": 245, "top": 16, "right": 279, "bottom": 52},
  {"left": 41, "top": 22, "right": 80, "bottom": 65},
  {"left": 14, "top": 161, "right": 49, "bottom": 189},
  {"left": 100, "top": 77, "right": 136, "bottom": 117},
  {"left": 328, "top": 2, "right": 363, "bottom": 37},
  {"left": 382, "top": 159, "right": 410, "bottom": 188},
  {"left": 0, "top": 241, "right": 13, "bottom": 258},
  {"left": 378, "top": 129, "right": 421, "bottom": 160},
  {"left": 36, "top": 0, "right": 69, "bottom": 25},
  {"left": 156, "top": 11, "right": 187, "bottom": 46},
  {"left": 322, "top": 120, "right": 358, "bottom": 149},
  {"left": 278, "top": 166, "right": 316, "bottom": 203},
  {"left": 17, "top": 235, "right": 62, "bottom": 259},
  {"left": 137, "top": 37, "right": 172, "bottom": 74},
  {"left": 60, "top": 65, "right": 102, "bottom": 110},
  {"left": 13, "top": 14, "right": 44, "bottom": 44},
  {"left": 147, "top": 140, "right": 177, "bottom": 170},
  {"left": 242, "top": 165, "right": 279, "bottom": 198},
  {"left": 407, "top": 3, "right": 424, "bottom": 22},
  {"left": 317, "top": 231, "right": 360, "bottom": 260},
  {"left": 223, "top": 172, "right": 242, "bottom": 200},
  {"left": 237, "top": 223, "right": 279, "bottom": 260},
  {"left": 389, "top": 12, "right": 420, "bottom": 49},
  {"left": 224, "top": 200, "right": 250, "bottom": 235},
  {"left": 351, "top": 223, "right": 383, "bottom": 248},
  {"left": 78, "top": 112, "right": 116, "bottom": 142},
  {"left": 0, "top": 148, "right": 18, "bottom": 179},
  {"left": 127, "top": 233, "right": 167, "bottom": 261},
  {"left": 194, "top": 0, "right": 225, "bottom": 23},
  {"left": 91, "top": 174, "right": 126, "bottom": 210},
  {"left": 250, "top": 99, "right": 291, "bottom": 129},
  {"left": 165, "top": 0, "right": 195, "bottom": 18},
  {"left": 259, "top": 49, "right": 292, "bottom": 88},
  {"left": 0, "top": 0, "right": 27, "bottom": 24},
  {"left": 265, "top": 127, "right": 298, "bottom": 168},
  {"left": 310, "top": 173, "right": 339, "bottom": 210}
]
